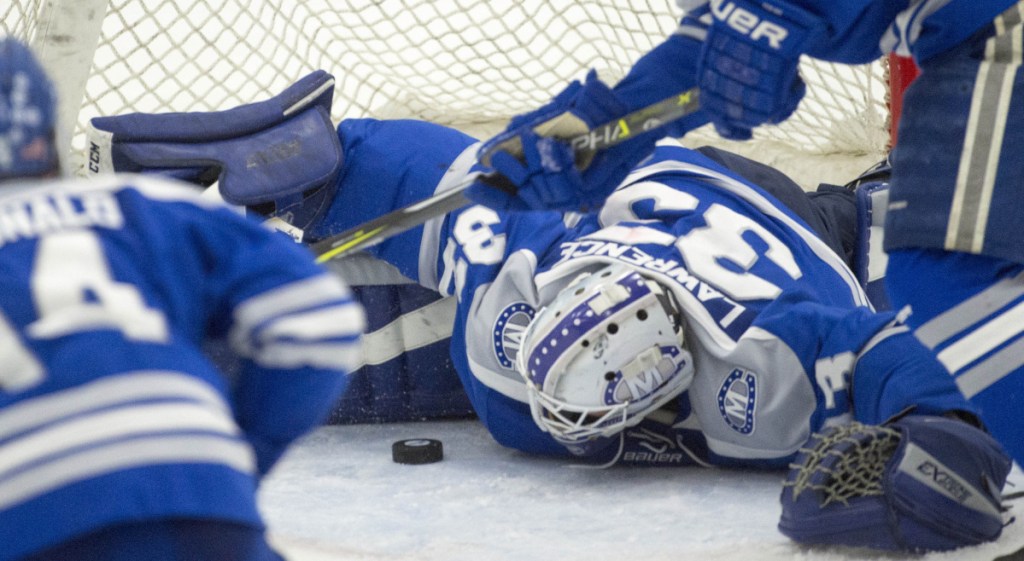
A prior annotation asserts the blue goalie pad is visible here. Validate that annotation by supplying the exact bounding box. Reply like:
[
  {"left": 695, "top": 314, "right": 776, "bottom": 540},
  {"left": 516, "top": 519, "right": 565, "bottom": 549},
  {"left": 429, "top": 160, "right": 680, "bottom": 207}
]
[
  {"left": 853, "top": 180, "right": 891, "bottom": 311},
  {"left": 329, "top": 283, "right": 474, "bottom": 424},
  {"left": 86, "top": 70, "right": 342, "bottom": 222}
]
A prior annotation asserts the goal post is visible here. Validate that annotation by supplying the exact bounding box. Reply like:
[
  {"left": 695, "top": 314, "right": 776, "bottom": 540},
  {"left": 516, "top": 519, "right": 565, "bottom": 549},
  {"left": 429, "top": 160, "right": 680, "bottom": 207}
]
[
  {"left": 5, "top": 0, "right": 109, "bottom": 173},
  {"left": 3, "top": 0, "right": 906, "bottom": 188},
  {"left": 886, "top": 53, "right": 921, "bottom": 147}
]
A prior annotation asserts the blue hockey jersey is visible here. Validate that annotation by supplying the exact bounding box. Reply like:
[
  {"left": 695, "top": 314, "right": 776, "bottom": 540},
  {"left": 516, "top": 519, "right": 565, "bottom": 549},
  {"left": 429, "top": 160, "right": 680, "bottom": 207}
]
[
  {"left": 603, "top": 0, "right": 1020, "bottom": 144},
  {"left": 678, "top": 0, "right": 1019, "bottom": 63},
  {"left": 313, "top": 118, "right": 972, "bottom": 468},
  {"left": 0, "top": 174, "right": 364, "bottom": 561}
]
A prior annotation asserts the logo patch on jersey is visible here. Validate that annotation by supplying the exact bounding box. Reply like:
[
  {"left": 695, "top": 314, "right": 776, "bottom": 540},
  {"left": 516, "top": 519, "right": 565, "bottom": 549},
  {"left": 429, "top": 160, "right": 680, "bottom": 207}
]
[
  {"left": 717, "top": 368, "right": 757, "bottom": 434},
  {"left": 493, "top": 302, "right": 535, "bottom": 369}
]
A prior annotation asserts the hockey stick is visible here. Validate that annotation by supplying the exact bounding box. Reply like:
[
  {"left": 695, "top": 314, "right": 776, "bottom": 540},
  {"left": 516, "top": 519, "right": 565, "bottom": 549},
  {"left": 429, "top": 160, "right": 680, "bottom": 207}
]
[{"left": 312, "top": 87, "right": 700, "bottom": 263}]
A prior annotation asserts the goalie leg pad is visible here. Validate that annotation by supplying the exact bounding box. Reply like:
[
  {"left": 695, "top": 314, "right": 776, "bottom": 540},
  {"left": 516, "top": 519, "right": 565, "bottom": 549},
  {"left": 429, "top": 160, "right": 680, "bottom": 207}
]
[{"left": 779, "top": 415, "right": 1012, "bottom": 552}]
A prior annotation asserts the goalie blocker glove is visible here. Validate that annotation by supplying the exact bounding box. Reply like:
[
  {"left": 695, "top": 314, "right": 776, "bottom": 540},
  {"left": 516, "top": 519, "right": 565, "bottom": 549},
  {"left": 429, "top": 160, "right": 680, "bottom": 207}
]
[
  {"left": 779, "top": 415, "right": 1012, "bottom": 552},
  {"left": 698, "top": 0, "right": 824, "bottom": 140}
]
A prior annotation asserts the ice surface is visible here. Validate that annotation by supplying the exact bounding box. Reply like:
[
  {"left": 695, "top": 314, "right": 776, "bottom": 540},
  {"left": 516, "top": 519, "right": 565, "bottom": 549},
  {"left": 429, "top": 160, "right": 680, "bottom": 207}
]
[{"left": 260, "top": 420, "right": 1024, "bottom": 561}]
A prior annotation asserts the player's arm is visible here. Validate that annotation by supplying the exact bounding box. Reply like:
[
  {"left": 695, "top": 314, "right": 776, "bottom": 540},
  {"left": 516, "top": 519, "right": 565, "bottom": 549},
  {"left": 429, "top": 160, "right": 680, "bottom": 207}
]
[
  {"left": 311, "top": 117, "right": 576, "bottom": 299},
  {"left": 774, "top": 301, "right": 1014, "bottom": 550},
  {"left": 306, "top": 117, "right": 481, "bottom": 283},
  {"left": 464, "top": 5, "right": 715, "bottom": 214},
  {"left": 188, "top": 202, "right": 366, "bottom": 476},
  {"left": 610, "top": 1, "right": 712, "bottom": 140},
  {"left": 764, "top": 302, "right": 979, "bottom": 427}
]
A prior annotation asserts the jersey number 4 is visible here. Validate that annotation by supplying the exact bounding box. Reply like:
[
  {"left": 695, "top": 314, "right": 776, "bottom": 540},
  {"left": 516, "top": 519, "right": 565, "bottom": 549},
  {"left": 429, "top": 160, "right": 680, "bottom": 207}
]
[{"left": 0, "top": 230, "right": 169, "bottom": 392}]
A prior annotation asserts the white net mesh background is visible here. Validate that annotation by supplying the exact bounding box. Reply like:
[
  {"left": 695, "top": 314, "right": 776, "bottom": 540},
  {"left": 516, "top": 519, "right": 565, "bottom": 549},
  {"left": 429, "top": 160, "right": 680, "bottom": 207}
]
[{"left": 3, "top": 0, "right": 891, "bottom": 186}]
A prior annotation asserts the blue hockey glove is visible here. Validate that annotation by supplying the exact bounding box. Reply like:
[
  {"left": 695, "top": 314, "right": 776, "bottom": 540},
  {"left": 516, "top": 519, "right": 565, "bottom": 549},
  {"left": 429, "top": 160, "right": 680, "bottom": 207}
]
[
  {"left": 468, "top": 71, "right": 657, "bottom": 212},
  {"left": 698, "top": 0, "right": 824, "bottom": 140},
  {"left": 779, "top": 415, "right": 1012, "bottom": 552}
]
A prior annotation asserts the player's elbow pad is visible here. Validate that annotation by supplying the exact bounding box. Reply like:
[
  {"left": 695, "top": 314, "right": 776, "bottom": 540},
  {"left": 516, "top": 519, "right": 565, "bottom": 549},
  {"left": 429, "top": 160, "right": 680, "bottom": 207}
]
[{"left": 229, "top": 274, "right": 366, "bottom": 373}]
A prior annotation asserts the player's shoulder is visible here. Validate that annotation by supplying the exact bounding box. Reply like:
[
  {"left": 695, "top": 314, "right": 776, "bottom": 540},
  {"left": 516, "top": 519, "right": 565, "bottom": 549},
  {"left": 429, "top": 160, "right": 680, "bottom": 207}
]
[
  {"left": 621, "top": 138, "right": 782, "bottom": 208},
  {"left": 88, "top": 173, "right": 225, "bottom": 208},
  {"left": 0, "top": 172, "right": 222, "bottom": 208}
]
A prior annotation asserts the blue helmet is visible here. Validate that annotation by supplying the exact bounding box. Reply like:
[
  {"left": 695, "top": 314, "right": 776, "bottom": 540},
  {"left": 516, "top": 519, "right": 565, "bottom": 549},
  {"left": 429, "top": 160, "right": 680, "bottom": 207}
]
[{"left": 0, "top": 38, "right": 59, "bottom": 180}]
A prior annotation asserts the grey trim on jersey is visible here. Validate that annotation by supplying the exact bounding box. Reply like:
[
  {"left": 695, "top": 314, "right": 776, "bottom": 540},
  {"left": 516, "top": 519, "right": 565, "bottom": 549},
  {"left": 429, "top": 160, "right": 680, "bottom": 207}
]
[
  {"left": 0, "top": 371, "right": 231, "bottom": 440},
  {"left": 0, "top": 173, "right": 220, "bottom": 208},
  {"left": 691, "top": 326, "right": 820, "bottom": 459},
  {"left": 915, "top": 271, "right": 1024, "bottom": 349},
  {"left": 675, "top": 0, "right": 707, "bottom": 10},
  {"left": 0, "top": 371, "right": 255, "bottom": 511},
  {"left": 994, "top": 2, "right": 1024, "bottom": 37},
  {"left": 229, "top": 274, "right": 365, "bottom": 371},
  {"left": 676, "top": 24, "right": 708, "bottom": 42},
  {"left": 0, "top": 436, "right": 255, "bottom": 513},
  {"left": 464, "top": 250, "right": 541, "bottom": 403},
  {"left": 674, "top": 0, "right": 709, "bottom": 41},
  {"left": 937, "top": 297, "right": 1024, "bottom": 396},
  {"left": 419, "top": 142, "right": 481, "bottom": 291},
  {"left": 946, "top": 4, "right": 1024, "bottom": 253},
  {"left": 956, "top": 336, "right": 1024, "bottom": 399},
  {"left": 915, "top": 271, "right": 1024, "bottom": 398}
]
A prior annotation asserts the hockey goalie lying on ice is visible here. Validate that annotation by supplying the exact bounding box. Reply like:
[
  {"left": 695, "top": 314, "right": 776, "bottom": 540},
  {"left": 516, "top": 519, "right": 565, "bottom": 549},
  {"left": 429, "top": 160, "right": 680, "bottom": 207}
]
[{"left": 86, "top": 70, "right": 1014, "bottom": 553}]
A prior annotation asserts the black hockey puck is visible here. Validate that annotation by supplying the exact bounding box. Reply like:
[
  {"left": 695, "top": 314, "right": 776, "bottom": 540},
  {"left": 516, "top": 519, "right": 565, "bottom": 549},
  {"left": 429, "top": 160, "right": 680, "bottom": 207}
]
[{"left": 392, "top": 439, "right": 444, "bottom": 464}]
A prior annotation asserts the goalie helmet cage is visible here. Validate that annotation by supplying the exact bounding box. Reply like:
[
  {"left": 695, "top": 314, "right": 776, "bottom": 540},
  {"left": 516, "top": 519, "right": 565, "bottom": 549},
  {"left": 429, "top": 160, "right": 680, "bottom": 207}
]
[{"left": 3, "top": 0, "right": 914, "bottom": 188}]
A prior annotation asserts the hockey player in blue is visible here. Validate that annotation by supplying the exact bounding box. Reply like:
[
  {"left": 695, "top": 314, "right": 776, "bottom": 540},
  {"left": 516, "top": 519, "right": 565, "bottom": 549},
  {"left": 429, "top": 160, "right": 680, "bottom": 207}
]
[
  {"left": 466, "top": 0, "right": 1024, "bottom": 481},
  {"left": 459, "top": 2, "right": 1024, "bottom": 551},
  {"left": 88, "top": 67, "right": 1015, "bottom": 552},
  {"left": 684, "top": 2, "right": 1024, "bottom": 476},
  {"left": 0, "top": 40, "right": 366, "bottom": 561}
]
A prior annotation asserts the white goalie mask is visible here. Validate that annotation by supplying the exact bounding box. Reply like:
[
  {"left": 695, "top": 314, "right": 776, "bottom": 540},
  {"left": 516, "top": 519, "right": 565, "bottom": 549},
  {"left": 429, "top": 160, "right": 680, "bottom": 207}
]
[{"left": 517, "top": 263, "right": 694, "bottom": 444}]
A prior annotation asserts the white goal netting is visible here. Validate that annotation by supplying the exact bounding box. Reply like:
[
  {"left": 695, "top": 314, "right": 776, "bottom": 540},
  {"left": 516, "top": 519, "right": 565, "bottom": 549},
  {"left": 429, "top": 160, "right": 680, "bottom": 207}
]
[{"left": 3, "top": 0, "right": 897, "bottom": 187}]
